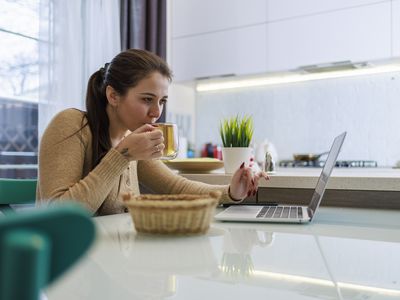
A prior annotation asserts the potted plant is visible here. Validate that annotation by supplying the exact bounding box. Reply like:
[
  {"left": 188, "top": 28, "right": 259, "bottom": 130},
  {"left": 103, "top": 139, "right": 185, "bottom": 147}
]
[{"left": 219, "top": 115, "right": 254, "bottom": 173}]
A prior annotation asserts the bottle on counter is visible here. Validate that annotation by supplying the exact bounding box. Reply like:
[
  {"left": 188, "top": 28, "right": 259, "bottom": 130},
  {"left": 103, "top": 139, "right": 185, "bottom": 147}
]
[
  {"left": 255, "top": 139, "right": 278, "bottom": 171},
  {"left": 264, "top": 151, "right": 275, "bottom": 173}
]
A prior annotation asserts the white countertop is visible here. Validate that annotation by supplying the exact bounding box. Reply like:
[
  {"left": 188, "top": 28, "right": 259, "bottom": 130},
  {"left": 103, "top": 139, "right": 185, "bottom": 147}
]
[
  {"left": 180, "top": 167, "right": 400, "bottom": 191},
  {"left": 1, "top": 164, "right": 399, "bottom": 191},
  {"left": 46, "top": 207, "right": 400, "bottom": 300}
]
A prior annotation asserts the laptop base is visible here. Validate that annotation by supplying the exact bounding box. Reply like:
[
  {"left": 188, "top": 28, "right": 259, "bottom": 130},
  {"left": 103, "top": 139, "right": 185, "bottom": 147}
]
[{"left": 215, "top": 205, "right": 311, "bottom": 224}]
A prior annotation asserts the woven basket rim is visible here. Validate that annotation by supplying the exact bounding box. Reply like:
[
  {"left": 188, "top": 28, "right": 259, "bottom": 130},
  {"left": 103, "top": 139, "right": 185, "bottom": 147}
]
[
  {"left": 132, "top": 193, "right": 217, "bottom": 200},
  {"left": 125, "top": 196, "right": 218, "bottom": 209},
  {"left": 124, "top": 193, "right": 221, "bottom": 208}
]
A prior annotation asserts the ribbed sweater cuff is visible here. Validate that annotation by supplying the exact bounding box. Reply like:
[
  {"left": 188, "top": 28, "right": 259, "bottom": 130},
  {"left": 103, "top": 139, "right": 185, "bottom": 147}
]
[
  {"left": 94, "top": 148, "right": 129, "bottom": 182},
  {"left": 220, "top": 185, "right": 244, "bottom": 204}
]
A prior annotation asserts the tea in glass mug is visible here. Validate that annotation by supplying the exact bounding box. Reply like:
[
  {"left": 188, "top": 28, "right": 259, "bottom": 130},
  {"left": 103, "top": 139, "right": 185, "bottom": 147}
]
[{"left": 155, "top": 123, "right": 179, "bottom": 160}]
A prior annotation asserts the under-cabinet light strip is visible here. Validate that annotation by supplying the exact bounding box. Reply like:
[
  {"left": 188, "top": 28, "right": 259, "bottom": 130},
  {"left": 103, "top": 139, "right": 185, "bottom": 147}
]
[{"left": 196, "top": 64, "right": 400, "bottom": 92}]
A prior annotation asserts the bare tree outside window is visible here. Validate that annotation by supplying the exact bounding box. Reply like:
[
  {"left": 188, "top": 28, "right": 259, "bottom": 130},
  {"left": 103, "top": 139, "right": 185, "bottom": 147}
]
[
  {"left": 0, "top": 0, "right": 41, "bottom": 178},
  {"left": 0, "top": 0, "right": 40, "bottom": 99}
]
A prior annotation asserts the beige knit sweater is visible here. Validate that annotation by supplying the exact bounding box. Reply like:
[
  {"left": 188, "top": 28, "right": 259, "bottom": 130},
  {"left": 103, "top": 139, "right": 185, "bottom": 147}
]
[{"left": 36, "top": 109, "right": 234, "bottom": 215}]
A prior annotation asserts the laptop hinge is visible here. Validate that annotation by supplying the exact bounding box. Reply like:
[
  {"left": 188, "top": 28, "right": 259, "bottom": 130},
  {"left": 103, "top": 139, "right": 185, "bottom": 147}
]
[{"left": 307, "top": 207, "right": 314, "bottom": 220}]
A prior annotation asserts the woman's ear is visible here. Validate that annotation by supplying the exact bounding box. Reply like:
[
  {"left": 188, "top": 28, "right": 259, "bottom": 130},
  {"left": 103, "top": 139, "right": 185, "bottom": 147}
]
[{"left": 105, "top": 85, "right": 120, "bottom": 107}]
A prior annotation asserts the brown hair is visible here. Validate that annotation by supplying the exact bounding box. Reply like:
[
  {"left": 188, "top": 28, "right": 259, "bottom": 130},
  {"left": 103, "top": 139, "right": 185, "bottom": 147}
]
[{"left": 85, "top": 49, "right": 172, "bottom": 168}]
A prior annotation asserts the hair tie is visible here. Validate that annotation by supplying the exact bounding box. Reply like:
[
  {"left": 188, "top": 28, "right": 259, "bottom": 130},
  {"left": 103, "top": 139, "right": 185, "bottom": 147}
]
[{"left": 100, "top": 63, "right": 110, "bottom": 86}]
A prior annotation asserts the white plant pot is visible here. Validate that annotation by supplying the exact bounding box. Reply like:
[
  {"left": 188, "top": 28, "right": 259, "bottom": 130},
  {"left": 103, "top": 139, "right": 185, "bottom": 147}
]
[{"left": 222, "top": 147, "right": 252, "bottom": 174}]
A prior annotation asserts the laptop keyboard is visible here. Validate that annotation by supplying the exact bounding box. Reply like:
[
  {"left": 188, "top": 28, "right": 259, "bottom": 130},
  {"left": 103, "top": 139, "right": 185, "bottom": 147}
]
[{"left": 256, "top": 206, "right": 303, "bottom": 219}]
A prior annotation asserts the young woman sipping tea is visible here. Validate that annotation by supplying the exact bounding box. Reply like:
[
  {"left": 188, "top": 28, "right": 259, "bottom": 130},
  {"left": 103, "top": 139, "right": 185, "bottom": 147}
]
[{"left": 36, "top": 49, "right": 268, "bottom": 215}]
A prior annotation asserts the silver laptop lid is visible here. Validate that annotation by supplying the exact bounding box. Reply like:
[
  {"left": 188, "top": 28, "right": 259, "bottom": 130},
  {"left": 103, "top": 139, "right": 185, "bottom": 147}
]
[{"left": 308, "top": 132, "right": 347, "bottom": 220}]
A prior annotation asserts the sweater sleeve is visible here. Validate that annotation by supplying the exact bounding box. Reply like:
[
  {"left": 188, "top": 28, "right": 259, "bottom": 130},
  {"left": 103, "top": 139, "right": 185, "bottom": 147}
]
[
  {"left": 37, "top": 109, "right": 129, "bottom": 213},
  {"left": 137, "top": 159, "right": 241, "bottom": 204}
]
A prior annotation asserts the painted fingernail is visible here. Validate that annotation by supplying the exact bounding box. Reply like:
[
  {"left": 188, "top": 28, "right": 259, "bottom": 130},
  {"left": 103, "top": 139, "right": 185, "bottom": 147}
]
[
  {"left": 250, "top": 157, "right": 254, "bottom": 161},
  {"left": 240, "top": 162, "right": 245, "bottom": 169},
  {"left": 253, "top": 190, "right": 257, "bottom": 196}
]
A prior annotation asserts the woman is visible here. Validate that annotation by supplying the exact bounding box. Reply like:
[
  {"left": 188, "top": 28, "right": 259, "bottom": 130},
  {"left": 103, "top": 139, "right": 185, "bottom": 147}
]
[{"left": 36, "top": 49, "right": 267, "bottom": 215}]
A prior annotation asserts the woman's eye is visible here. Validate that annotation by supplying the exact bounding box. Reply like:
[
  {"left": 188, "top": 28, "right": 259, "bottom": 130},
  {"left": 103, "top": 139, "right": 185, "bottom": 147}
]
[
  {"left": 143, "top": 98, "right": 153, "bottom": 102},
  {"left": 160, "top": 99, "right": 167, "bottom": 105}
]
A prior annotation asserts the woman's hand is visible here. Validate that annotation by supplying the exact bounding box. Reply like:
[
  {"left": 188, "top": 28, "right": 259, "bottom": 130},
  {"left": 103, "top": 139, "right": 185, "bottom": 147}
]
[
  {"left": 115, "top": 124, "right": 164, "bottom": 161},
  {"left": 229, "top": 162, "right": 269, "bottom": 201}
]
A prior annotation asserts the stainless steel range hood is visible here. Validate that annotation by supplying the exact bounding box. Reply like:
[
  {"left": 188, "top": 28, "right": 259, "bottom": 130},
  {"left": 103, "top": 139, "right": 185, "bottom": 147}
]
[{"left": 296, "top": 60, "right": 370, "bottom": 74}]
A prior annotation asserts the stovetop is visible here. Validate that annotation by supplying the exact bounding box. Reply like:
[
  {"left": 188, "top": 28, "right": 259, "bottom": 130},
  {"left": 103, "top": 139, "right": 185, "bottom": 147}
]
[{"left": 279, "top": 160, "right": 378, "bottom": 168}]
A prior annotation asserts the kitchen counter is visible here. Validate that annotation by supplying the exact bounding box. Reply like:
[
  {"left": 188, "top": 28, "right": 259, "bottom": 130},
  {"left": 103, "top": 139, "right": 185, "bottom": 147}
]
[
  {"left": 180, "top": 168, "right": 400, "bottom": 209},
  {"left": 180, "top": 167, "right": 400, "bottom": 191},
  {"left": 45, "top": 207, "right": 400, "bottom": 300}
]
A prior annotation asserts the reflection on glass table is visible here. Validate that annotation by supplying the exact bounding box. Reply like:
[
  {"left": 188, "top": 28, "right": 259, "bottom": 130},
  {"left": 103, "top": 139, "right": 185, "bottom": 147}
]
[
  {"left": 220, "top": 228, "right": 274, "bottom": 278},
  {"left": 45, "top": 209, "right": 400, "bottom": 300}
]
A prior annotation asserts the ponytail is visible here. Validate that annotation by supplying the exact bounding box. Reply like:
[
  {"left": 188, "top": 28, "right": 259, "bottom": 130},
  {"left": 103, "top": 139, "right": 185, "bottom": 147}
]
[{"left": 85, "top": 69, "right": 111, "bottom": 168}]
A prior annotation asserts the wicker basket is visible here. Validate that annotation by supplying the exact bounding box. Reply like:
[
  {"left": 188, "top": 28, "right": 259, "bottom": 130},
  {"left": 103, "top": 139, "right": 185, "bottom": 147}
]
[{"left": 123, "top": 192, "right": 221, "bottom": 235}]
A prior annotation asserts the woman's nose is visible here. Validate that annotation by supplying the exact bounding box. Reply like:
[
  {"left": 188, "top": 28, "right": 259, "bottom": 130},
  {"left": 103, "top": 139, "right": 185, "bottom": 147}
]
[{"left": 149, "top": 103, "right": 162, "bottom": 118}]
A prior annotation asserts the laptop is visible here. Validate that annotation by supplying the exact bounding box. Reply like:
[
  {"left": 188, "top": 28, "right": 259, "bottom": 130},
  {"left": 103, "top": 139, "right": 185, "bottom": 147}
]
[{"left": 215, "top": 132, "right": 346, "bottom": 223}]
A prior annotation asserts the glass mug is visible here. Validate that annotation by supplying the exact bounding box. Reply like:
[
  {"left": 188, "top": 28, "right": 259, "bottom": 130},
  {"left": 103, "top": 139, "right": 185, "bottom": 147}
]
[{"left": 155, "top": 123, "right": 179, "bottom": 160}]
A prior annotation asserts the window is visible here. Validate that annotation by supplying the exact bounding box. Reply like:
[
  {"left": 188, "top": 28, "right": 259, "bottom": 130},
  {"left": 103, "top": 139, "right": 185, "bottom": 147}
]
[{"left": 0, "top": 0, "right": 41, "bottom": 178}]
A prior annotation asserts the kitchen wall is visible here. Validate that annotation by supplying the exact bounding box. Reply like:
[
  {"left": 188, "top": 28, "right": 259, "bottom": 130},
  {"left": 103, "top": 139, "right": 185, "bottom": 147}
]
[
  {"left": 166, "top": 0, "right": 400, "bottom": 167},
  {"left": 166, "top": 84, "right": 196, "bottom": 158},
  {"left": 194, "top": 72, "right": 400, "bottom": 167}
]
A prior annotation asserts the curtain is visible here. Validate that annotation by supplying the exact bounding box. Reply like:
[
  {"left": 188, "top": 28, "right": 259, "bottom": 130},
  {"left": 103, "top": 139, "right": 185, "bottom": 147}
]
[
  {"left": 120, "top": 0, "right": 166, "bottom": 59},
  {"left": 38, "top": 0, "right": 121, "bottom": 137},
  {"left": 120, "top": 0, "right": 167, "bottom": 122}
]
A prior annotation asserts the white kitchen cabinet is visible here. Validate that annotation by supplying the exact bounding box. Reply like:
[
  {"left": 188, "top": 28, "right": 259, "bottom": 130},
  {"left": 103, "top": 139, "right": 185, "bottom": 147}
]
[
  {"left": 172, "top": 24, "right": 267, "bottom": 81},
  {"left": 171, "top": 0, "right": 267, "bottom": 38},
  {"left": 266, "top": 0, "right": 390, "bottom": 21},
  {"left": 170, "top": 0, "right": 395, "bottom": 82},
  {"left": 265, "top": 2, "right": 392, "bottom": 72},
  {"left": 393, "top": 0, "right": 400, "bottom": 57}
]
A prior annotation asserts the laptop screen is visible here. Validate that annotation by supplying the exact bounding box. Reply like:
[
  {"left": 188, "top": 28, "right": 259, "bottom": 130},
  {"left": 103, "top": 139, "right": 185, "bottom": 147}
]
[{"left": 308, "top": 132, "right": 346, "bottom": 218}]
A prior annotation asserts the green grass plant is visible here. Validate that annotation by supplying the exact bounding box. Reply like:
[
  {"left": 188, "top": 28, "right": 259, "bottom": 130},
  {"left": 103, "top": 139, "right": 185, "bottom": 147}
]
[{"left": 220, "top": 115, "right": 254, "bottom": 147}]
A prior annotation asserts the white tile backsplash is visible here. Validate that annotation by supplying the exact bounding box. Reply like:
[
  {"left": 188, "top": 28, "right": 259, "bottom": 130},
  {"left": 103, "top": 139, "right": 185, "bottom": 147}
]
[
  {"left": 195, "top": 72, "right": 400, "bottom": 167},
  {"left": 167, "top": 112, "right": 192, "bottom": 140}
]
